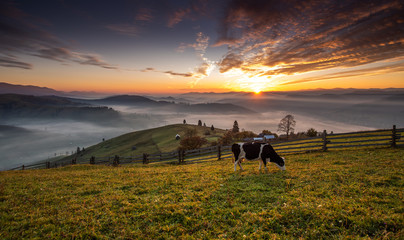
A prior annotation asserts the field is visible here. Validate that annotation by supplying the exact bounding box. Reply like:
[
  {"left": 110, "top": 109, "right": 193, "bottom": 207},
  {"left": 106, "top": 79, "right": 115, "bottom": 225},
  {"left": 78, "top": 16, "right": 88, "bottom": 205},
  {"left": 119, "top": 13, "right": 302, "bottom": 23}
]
[{"left": 1, "top": 147, "right": 403, "bottom": 239}]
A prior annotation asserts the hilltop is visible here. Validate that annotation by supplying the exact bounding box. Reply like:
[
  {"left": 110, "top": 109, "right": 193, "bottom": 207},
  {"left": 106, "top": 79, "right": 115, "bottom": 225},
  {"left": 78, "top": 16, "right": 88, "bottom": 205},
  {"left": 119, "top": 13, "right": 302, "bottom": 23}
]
[{"left": 61, "top": 124, "right": 227, "bottom": 162}]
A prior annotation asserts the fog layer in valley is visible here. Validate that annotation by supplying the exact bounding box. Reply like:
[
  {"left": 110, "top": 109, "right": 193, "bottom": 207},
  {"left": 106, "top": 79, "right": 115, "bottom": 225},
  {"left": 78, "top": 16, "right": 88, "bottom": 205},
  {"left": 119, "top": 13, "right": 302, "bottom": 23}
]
[{"left": 1, "top": 89, "right": 402, "bottom": 170}]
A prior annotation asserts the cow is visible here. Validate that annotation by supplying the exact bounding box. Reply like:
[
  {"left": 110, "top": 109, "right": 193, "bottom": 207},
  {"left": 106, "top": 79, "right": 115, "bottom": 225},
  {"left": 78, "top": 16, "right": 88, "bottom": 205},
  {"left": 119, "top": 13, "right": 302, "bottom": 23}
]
[{"left": 231, "top": 142, "right": 286, "bottom": 172}]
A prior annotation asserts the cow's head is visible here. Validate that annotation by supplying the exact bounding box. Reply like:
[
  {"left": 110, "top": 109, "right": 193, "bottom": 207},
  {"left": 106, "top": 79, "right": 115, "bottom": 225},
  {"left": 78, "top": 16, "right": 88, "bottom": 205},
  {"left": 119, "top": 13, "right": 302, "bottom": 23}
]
[{"left": 275, "top": 157, "right": 286, "bottom": 171}]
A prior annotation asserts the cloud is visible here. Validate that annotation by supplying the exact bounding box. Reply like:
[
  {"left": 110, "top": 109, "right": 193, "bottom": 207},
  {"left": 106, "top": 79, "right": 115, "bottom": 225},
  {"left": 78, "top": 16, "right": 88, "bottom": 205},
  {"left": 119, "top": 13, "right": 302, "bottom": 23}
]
[
  {"left": 0, "top": 55, "right": 32, "bottom": 69},
  {"left": 105, "top": 24, "right": 139, "bottom": 37},
  {"left": 178, "top": 32, "right": 209, "bottom": 58},
  {"left": 33, "top": 47, "right": 72, "bottom": 62},
  {"left": 216, "top": 0, "right": 404, "bottom": 80},
  {"left": 141, "top": 67, "right": 155, "bottom": 72},
  {"left": 167, "top": 0, "right": 211, "bottom": 28},
  {"left": 0, "top": 1, "right": 118, "bottom": 70},
  {"left": 164, "top": 71, "right": 194, "bottom": 77},
  {"left": 135, "top": 8, "right": 154, "bottom": 22},
  {"left": 280, "top": 60, "right": 404, "bottom": 86},
  {"left": 167, "top": 8, "right": 191, "bottom": 27},
  {"left": 176, "top": 31, "right": 216, "bottom": 87},
  {"left": 74, "top": 54, "right": 118, "bottom": 69},
  {"left": 31, "top": 47, "right": 117, "bottom": 69}
]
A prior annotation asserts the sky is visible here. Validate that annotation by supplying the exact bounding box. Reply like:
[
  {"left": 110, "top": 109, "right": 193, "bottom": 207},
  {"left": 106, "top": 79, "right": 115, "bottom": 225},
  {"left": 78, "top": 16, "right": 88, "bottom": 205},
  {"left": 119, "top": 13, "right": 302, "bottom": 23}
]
[{"left": 1, "top": 0, "right": 404, "bottom": 94}]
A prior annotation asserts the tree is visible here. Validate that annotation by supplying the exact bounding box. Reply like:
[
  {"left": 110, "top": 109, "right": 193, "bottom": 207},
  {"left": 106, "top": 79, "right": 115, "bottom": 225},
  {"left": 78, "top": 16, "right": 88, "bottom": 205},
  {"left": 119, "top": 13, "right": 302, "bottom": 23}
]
[
  {"left": 179, "top": 136, "right": 208, "bottom": 150},
  {"left": 306, "top": 128, "right": 318, "bottom": 137},
  {"left": 211, "top": 125, "right": 215, "bottom": 131},
  {"left": 198, "top": 120, "right": 202, "bottom": 126},
  {"left": 183, "top": 119, "right": 186, "bottom": 124},
  {"left": 278, "top": 115, "right": 296, "bottom": 139},
  {"left": 232, "top": 120, "right": 239, "bottom": 133},
  {"left": 219, "top": 131, "right": 234, "bottom": 145}
]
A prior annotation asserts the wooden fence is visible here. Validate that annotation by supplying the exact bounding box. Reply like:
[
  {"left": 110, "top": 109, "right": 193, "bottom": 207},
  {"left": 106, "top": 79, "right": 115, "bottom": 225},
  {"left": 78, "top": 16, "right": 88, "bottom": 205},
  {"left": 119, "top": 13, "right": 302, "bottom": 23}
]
[{"left": 9, "top": 125, "right": 403, "bottom": 171}]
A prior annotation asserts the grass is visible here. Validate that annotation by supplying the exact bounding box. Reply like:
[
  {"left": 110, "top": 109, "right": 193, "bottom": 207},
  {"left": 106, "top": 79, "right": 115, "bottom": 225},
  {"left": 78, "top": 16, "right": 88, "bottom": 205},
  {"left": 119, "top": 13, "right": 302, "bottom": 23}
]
[{"left": 1, "top": 147, "right": 403, "bottom": 239}]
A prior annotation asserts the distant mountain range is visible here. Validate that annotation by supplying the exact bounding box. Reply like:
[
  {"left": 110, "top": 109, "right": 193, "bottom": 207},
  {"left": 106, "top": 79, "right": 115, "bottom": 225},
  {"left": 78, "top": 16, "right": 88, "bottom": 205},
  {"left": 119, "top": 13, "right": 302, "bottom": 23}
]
[
  {"left": 83, "top": 95, "right": 255, "bottom": 114},
  {"left": 1, "top": 81, "right": 403, "bottom": 129},
  {"left": 0, "top": 94, "right": 122, "bottom": 125},
  {"left": 0, "top": 82, "right": 108, "bottom": 98}
]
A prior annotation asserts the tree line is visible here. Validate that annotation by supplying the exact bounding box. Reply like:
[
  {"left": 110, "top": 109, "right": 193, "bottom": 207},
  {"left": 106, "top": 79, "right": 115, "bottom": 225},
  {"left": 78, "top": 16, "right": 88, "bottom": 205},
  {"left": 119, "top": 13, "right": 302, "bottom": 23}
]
[{"left": 179, "top": 114, "right": 321, "bottom": 150}]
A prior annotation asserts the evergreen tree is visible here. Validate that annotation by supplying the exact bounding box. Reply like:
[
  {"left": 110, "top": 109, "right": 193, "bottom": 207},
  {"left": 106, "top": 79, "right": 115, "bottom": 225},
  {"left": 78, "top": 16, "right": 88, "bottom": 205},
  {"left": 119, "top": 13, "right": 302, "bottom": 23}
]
[
  {"left": 198, "top": 120, "right": 202, "bottom": 126},
  {"left": 211, "top": 125, "right": 215, "bottom": 131},
  {"left": 232, "top": 120, "right": 239, "bottom": 133}
]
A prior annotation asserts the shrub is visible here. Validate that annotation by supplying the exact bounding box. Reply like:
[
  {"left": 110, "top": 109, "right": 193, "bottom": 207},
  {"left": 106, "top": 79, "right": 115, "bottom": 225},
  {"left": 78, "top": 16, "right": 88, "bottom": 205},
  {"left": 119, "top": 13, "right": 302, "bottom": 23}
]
[{"left": 306, "top": 128, "right": 318, "bottom": 137}]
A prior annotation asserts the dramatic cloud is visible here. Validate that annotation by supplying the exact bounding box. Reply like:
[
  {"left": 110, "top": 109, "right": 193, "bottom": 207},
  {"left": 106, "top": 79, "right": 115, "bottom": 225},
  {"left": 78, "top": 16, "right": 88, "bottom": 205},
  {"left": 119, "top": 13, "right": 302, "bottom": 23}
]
[
  {"left": 280, "top": 59, "right": 404, "bottom": 86},
  {"left": 0, "top": 1, "right": 117, "bottom": 70},
  {"left": 216, "top": 0, "right": 404, "bottom": 79}
]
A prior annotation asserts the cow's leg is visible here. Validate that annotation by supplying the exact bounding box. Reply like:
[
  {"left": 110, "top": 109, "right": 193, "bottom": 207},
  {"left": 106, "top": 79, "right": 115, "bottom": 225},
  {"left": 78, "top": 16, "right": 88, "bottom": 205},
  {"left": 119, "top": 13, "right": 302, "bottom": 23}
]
[
  {"left": 234, "top": 160, "right": 238, "bottom": 171},
  {"left": 262, "top": 158, "right": 268, "bottom": 172},
  {"left": 238, "top": 160, "right": 244, "bottom": 171},
  {"left": 259, "top": 159, "right": 262, "bottom": 170}
]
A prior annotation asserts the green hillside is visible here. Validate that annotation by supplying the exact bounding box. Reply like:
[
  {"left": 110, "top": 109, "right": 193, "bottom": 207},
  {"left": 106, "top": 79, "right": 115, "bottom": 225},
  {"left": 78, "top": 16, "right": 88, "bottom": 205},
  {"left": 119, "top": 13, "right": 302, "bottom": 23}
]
[{"left": 68, "top": 124, "right": 227, "bottom": 161}]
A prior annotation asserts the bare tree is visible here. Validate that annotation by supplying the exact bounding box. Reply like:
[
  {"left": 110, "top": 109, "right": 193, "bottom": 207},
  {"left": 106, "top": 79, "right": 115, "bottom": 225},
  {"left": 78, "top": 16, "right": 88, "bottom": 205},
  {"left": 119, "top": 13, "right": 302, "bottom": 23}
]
[{"left": 278, "top": 115, "right": 296, "bottom": 139}]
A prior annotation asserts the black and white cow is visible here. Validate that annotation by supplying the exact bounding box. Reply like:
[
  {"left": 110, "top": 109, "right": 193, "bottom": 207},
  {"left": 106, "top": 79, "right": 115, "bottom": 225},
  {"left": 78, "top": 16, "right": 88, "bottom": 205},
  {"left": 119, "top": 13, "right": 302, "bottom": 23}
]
[{"left": 231, "top": 142, "right": 286, "bottom": 171}]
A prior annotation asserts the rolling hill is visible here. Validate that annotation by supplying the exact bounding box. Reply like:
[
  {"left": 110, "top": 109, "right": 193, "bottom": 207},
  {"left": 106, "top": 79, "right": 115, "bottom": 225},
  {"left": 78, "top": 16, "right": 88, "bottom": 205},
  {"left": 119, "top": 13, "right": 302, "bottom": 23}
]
[{"left": 59, "top": 124, "right": 227, "bottom": 162}]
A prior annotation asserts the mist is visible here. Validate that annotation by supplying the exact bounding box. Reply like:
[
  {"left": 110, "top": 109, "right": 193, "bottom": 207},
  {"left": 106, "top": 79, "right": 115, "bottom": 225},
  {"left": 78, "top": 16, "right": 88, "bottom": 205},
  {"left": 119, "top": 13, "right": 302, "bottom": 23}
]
[{"left": 1, "top": 89, "right": 402, "bottom": 170}]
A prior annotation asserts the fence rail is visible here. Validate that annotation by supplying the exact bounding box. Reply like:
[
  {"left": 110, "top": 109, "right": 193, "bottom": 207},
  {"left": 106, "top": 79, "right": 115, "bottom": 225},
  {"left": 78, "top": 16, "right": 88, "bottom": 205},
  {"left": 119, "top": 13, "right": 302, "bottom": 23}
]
[{"left": 9, "top": 125, "right": 402, "bottom": 171}]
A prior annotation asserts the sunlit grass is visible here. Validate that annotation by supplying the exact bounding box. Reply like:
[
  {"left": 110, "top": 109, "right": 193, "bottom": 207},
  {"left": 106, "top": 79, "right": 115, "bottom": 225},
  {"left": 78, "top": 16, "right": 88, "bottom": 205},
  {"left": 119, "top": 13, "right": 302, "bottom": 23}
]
[{"left": 1, "top": 147, "right": 403, "bottom": 239}]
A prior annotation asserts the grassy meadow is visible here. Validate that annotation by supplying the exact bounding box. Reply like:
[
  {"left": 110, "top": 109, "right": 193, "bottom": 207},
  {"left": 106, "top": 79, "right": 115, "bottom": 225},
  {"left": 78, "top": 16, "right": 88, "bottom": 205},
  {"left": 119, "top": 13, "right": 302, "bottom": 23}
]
[
  {"left": 1, "top": 147, "right": 403, "bottom": 239},
  {"left": 61, "top": 124, "right": 227, "bottom": 164}
]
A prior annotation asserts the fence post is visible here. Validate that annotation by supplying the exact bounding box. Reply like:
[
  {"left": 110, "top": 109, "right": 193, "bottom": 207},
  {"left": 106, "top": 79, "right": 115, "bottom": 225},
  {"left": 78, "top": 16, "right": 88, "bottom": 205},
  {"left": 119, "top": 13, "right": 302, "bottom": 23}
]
[
  {"left": 182, "top": 150, "right": 185, "bottom": 163},
  {"left": 322, "top": 130, "right": 328, "bottom": 151},
  {"left": 22, "top": 165, "right": 25, "bottom": 170},
  {"left": 72, "top": 158, "right": 76, "bottom": 165},
  {"left": 178, "top": 150, "right": 182, "bottom": 164},
  {"left": 143, "top": 153, "right": 149, "bottom": 164},
  {"left": 113, "top": 155, "right": 120, "bottom": 166},
  {"left": 90, "top": 156, "right": 95, "bottom": 164},
  {"left": 217, "top": 145, "right": 221, "bottom": 160},
  {"left": 46, "top": 161, "right": 50, "bottom": 169},
  {"left": 391, "top": 125, "right": 397, "bottom": 148}
]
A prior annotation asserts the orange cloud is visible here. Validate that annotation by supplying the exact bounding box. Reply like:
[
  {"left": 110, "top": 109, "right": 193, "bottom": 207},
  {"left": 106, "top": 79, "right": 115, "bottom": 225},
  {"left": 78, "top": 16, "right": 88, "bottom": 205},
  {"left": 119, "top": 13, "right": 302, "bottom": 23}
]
[{"left": 216, "top": 0, "right": 404, "bottom": 80}]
